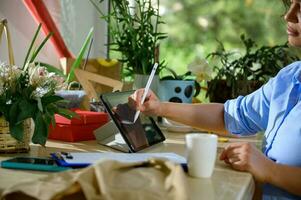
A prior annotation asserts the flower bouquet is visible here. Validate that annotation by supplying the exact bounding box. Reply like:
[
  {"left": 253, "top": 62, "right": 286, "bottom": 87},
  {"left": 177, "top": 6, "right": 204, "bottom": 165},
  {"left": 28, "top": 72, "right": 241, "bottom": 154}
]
[{"left": 0, "top": 23, "right": 75, "bottom": 148}]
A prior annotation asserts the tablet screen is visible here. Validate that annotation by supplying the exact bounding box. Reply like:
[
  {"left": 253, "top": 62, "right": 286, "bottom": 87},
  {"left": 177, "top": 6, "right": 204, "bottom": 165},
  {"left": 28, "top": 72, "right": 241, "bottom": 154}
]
[{"left": 100, "top": 91, "right": 165, "bottom": 152}]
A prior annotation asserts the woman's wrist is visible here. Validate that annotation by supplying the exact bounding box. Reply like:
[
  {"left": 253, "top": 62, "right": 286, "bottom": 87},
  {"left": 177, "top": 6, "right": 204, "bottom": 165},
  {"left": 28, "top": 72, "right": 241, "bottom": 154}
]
[
  {"left": 157, "top": 102, "right": 170, "bottom": 117},
  {"left": 263, "top": 158, "right": 277, "bottom": 184},
  {"left": 156, "top": 102, "right": 165, "bottom": 116}
]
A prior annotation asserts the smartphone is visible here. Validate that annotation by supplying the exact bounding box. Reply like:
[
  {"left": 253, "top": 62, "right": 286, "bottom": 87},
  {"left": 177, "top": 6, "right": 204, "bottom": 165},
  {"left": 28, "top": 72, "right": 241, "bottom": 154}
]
[{"left": 1, "top": 157, "right": 70, "bottom": 172}]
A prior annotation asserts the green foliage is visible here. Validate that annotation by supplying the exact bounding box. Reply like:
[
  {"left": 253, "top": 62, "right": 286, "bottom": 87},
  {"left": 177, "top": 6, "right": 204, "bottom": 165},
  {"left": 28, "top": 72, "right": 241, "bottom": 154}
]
[
  {"left": 206, "top": 35, "right": 299, "bottom": 101},
  {"left": 0, "top": 24, "right": 76, "bottom": 146},
  {"left": 159, "top": 0, "right": 290, "bottom": 76},
  {"left": 90, "top": 0, "right": 167, "bottom": 76},
  {"left": 161, "top": 67, "right": 194, "bottom": 81}
]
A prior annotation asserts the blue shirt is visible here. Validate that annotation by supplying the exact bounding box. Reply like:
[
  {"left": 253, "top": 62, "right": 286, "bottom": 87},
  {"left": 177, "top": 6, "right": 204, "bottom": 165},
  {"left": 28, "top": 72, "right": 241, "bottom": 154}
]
[{"left": 224, "top": 61, "right": 301, "bottom": 199}]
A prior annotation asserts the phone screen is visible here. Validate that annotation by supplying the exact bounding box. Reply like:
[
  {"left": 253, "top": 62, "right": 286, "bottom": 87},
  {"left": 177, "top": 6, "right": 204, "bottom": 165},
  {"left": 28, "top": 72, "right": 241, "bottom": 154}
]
[{"left": 7, "top": 157, "right": 56, "bottom": 165}]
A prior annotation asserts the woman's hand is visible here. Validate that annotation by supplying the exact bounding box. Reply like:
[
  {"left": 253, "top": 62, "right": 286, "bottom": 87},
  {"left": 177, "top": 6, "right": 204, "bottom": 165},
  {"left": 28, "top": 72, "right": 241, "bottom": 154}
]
[
  {"left": 219, "top": 142, "right": 274, "bottom": 183},
  {"left": 128, "top": 88, "right": 162, "bottom": 116}
]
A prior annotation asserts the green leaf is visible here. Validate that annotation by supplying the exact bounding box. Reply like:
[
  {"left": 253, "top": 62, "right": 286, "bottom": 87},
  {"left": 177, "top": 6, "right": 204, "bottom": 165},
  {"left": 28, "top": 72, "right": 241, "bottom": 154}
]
[
  {"left": 45, "top": 103, "right": 57, "bottom": 116},
  {"left": 9, "top": 123, "right": 24, "bottom": 141},
  {"left": 17, "top": 99, "right": 36, "bottom": 122},
  {"left": 32, "top": 112, "right": 48, "bottom": 146},
  {"left": 9, "top": 101, "right": 19, "bottom": 124},
  {"left": 41, "top": 95, "right": 64, "bottom": 106},
  {"left": 23, "top": 24, "right": 41, "bottom": 69},
  {"left": 161, "top": 67, "right": 179, "bottom": 80},
  {"left": 28, "top": 32, "right": 53, "bottom": 65},
  {"left": 37, "top": 97, "right": 43, "bottom": 112},
  {"left": 160, "top": 75, "right": 175, "bottom": 80},
  {"left": 66, "top": 27, "right": 94, "bottom": 83},
  {"left": 56, "top": 108, "right": 78, "bottom": 119}
]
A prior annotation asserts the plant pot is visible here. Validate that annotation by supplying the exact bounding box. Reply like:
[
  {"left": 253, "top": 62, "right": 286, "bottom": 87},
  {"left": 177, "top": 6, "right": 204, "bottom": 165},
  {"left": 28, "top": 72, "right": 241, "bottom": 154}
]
[
  {"left": 207, "top": 80, "right": 263, "bottom": 103},
  {"left": 158, "top": 80, "right": 196, "bottom": 103},
  {"left": 0, "top": 117, "right": 31, "bottom": 153},
  {"left": 133, "top": 74, "right": 160, "bottom": 94}
]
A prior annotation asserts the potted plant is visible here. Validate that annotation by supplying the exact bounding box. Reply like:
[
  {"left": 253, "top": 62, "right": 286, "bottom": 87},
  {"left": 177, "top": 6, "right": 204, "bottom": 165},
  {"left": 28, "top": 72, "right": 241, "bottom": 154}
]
[
  {"left": 206, "top": 34, "right": 299, "bottom": 103},
  {"left": 89, "top": 0, "right": 167, "bottom": 91},
  {"left": 0, "top": 22, "right": 75, "bottom": 152},
  {"left": 158, "top": 67, "right": 202, "bottom": 103}
]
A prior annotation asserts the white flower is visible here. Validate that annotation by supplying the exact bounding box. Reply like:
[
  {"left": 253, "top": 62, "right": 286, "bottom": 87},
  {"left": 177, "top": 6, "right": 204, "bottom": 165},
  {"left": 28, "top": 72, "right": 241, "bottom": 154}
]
[
  {"left": 0, "top": 61, "right": 66, "bottom": 106},
  {"left": 251, "top": 62, "right": 262, "bottom": 71},
  {"left": 187, "top": 57, "right": 212, "bottom": 81},
  {"left": 48, "top": 72, "right": 56, "bottom": 78},
  {"left": 37, "top": 66, "right": 47, "bottom": 77},
  {"left": 32, "top": 87, "right": 49, "bottom": 99},
  {"left": 28, "top": 64, "right": 50, "bottom": 87}
]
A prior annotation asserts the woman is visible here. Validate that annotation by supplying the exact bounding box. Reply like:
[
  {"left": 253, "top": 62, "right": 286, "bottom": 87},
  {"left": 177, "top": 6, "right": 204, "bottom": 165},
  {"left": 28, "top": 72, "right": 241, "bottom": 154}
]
[{"left": 129, "top": 0, "right": 301, "bottom": 199}]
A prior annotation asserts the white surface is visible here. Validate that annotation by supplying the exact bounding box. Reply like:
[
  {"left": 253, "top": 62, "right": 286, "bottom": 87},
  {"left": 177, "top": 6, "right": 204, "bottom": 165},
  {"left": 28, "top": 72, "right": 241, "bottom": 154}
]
[{"left": 186, "top": 133, "right": 218, "bottom": 178}]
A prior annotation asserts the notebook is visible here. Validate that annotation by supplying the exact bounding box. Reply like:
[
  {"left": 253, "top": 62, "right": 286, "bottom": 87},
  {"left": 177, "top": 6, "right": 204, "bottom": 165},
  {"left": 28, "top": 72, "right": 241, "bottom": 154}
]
[{"left": 51, "top": 152, "right": 187, "bottom": 169}]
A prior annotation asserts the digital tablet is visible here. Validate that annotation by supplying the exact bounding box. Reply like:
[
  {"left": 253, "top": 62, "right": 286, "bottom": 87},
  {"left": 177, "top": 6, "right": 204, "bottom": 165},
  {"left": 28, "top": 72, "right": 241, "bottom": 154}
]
[{"left": 100, "top": 90, "right": 165, "bottom": 152}]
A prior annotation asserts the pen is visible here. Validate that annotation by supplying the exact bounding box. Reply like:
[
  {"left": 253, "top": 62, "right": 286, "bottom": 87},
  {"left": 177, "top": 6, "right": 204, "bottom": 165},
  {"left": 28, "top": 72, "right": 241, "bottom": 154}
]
[
  {"left": 133, "top": 62, "right": 159, "bottom": 122},
  {"left": 218, "top": 137, "right": 229, "bottom": 143},
  {"left": 121, "top": 63, "right": 159, "bottom": 124}
]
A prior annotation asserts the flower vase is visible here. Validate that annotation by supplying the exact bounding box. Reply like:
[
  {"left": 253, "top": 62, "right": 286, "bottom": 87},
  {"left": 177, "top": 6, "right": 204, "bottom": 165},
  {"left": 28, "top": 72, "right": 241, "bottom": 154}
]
[
  {"left": 133, "top": 74, "right": 160, "bottom": 94},
  {"left": 0, "top": 117, "right": 31, "bottom": 153}
]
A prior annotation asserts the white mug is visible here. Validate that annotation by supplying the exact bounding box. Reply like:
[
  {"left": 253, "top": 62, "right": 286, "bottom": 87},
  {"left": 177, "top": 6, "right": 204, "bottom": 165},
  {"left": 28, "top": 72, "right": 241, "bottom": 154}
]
[{"left": 185, "top": 133, "right": 218, "bottom": 178}]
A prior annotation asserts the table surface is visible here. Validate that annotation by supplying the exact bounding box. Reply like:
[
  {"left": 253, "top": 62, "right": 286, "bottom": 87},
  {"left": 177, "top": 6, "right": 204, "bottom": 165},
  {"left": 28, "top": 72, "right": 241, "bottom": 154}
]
[{"left": 0, "top": 131, "right": 260, "bottom": 200}]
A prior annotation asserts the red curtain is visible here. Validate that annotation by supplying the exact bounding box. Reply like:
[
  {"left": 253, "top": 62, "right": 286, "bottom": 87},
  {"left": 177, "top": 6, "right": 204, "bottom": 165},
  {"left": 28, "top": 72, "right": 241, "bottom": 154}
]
[{"left": 23, "top": 0, "right": 74, "bottom": 58}]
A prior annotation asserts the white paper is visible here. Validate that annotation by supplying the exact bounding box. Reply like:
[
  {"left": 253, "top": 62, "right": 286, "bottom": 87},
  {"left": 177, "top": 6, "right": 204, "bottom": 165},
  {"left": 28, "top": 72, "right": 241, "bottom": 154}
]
[{"left": 60, "top": 152, "right": 186, "bottom": 165}]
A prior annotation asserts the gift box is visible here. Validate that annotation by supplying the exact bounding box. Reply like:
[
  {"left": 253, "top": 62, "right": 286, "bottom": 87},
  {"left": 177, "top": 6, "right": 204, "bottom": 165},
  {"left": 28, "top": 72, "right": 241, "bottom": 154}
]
[{"left": 48, "top": 109, "right": 109, "bottom": 142}]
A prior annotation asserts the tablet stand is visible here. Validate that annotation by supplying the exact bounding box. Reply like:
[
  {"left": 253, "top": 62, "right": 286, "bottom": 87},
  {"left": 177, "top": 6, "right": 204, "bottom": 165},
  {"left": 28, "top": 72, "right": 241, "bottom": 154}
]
[{"left": 93, "top": 120, "right": 132, "bottom": 153}]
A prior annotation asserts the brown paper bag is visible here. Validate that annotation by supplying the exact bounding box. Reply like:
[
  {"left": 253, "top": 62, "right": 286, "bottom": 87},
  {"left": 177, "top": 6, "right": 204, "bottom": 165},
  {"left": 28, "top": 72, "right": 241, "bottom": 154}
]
[{"left": 1, "top": 159, "right": 188, "bottom": 200}]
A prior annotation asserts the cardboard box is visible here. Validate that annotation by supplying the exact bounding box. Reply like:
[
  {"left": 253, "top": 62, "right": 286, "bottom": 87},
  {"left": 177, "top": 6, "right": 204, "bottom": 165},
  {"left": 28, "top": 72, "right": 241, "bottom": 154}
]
[{"left": 48, "top": 109, "right": 109, "bottom": 142}]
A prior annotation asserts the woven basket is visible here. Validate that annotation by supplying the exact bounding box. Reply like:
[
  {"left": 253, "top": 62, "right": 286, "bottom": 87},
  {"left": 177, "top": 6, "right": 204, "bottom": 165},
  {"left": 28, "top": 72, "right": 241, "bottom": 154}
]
[{"left": 0, "top": 117, "right": 31, "bottom": 153}]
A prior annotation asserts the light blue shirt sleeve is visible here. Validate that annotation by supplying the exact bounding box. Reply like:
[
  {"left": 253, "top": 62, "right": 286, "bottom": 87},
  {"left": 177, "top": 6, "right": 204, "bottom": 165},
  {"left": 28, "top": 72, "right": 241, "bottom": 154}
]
[{"left": 224, "top": 77, "right": 274, "bottom": 135}]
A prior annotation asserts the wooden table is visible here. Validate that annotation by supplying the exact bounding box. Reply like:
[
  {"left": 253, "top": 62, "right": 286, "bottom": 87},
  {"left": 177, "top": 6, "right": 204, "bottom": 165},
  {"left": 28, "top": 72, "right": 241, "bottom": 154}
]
[{"left": 0, "top": 131, "right": 259, "bottom": 199}]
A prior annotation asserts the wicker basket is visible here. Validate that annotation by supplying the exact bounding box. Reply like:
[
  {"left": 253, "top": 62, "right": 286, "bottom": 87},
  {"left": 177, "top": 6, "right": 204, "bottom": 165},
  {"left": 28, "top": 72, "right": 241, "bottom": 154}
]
[{"left": 0, "top": 117, "right": 31, "bottom": 153}]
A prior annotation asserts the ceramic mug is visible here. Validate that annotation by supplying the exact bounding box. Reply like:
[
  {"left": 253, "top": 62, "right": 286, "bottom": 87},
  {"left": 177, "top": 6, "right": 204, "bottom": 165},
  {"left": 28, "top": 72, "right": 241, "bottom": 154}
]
[{"left": 185, "top": 133, "right": 218, "bottom": 178}]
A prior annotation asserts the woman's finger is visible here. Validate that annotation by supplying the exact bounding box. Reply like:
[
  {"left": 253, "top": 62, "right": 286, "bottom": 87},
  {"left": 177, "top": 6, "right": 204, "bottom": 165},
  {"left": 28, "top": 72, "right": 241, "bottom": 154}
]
[
  {"left": 225, "top": 147, "right": 244, "bottom": 159},
  {"left": 220, "top": 145, "right": 238, "bottom": 160},
  {"left": 129, "top": 89, "right": 145, "bottom": 107},
  {"left": 228, "top": 156, "right": 241, "bottom": 164},
  {"left": 220, "top": 142, "right": 247, "bottom": 160},
  {"left": 230, "top": 160, "right": 248, "bottom": 171}
]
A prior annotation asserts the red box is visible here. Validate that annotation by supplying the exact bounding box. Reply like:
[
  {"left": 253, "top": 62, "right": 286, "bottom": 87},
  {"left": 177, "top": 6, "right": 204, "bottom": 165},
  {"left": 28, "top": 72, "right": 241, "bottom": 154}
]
[{"left": 48, "top": 109, "right": 109, "bottom": 142}]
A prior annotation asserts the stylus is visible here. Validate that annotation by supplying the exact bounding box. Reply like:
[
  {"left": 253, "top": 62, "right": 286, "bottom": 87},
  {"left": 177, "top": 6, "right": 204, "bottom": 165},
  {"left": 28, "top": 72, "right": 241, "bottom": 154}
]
[{"left": 122, "top": 62, "right": 159, "bottom": 124}]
